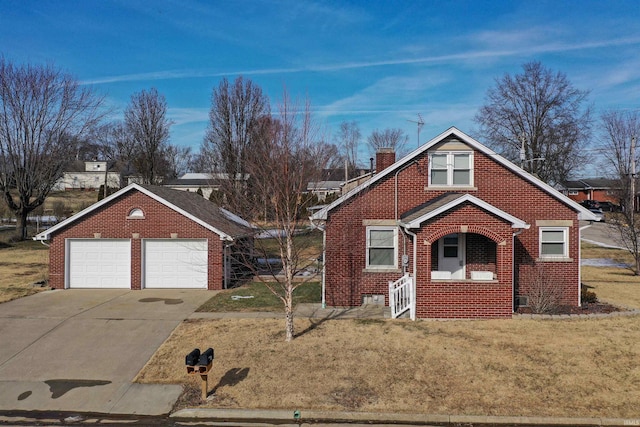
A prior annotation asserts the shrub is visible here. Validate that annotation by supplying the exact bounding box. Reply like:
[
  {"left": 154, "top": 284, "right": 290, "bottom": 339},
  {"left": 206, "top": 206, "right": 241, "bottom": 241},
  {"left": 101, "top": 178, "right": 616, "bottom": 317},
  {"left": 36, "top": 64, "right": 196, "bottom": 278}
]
[
  {"left": 525, "top": 265, "right": 562, "bottom": 314},
  {"left": 581, "top": 285, "right": 598, "bottom": 304}
]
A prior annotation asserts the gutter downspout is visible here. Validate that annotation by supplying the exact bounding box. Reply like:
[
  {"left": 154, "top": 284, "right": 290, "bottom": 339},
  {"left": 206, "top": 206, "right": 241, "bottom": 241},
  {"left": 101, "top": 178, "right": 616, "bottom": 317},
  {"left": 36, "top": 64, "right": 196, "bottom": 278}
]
[
  {"left": 578, "top": 223, "right": 593, "bottom": 307},
  {"left": 395, "top": 161, "right": 417, "bottom": 274},
  {"left": 310, "top": 217, "right": 327, "bottom": 308},
  {"left": 400, "top": 225, "right": 418, "bottom": 321}
]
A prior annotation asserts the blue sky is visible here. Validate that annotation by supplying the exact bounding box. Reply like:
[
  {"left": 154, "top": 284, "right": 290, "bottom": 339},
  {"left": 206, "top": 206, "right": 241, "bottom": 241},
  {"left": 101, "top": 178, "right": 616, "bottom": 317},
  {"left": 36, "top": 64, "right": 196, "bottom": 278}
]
[{"left": 1, "top": 0, "right": 639, "bottom": 169}]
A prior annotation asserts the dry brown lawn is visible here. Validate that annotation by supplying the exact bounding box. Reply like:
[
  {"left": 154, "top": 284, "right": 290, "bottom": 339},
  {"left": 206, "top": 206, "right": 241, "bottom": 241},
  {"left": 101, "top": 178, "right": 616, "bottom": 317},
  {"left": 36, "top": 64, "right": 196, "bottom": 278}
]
[
  {"left": 137, "top": 243, "right": 640, "bottom": 417},
  {"left": 0, "top": 241, "right": 49, "bottom": 303},
  {"left": 138, "top": 316, "right": 640, "bottom": 417},
  {"left": 43, "top": 190, "right": 98, "bottom": 214},
  {"left": 581, "top": 243, "right": 640, "bottom": 309}
]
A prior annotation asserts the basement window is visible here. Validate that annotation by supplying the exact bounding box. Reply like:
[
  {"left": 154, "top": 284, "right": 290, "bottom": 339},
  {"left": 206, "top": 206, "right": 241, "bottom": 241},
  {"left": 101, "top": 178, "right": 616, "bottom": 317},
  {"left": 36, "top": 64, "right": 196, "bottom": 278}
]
[{"left": 127, "top": 208, "right": 145, "bottom": 219}]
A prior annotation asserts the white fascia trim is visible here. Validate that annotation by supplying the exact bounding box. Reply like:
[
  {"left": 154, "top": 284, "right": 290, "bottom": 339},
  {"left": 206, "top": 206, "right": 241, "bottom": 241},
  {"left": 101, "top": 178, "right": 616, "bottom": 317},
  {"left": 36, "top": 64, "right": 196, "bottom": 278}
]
[
  {"left": 33, "top": 183, "right": 234, "bottom": 241},
  {"left": 33, "top": 184, "right": 136, "bottom": 241},
  {"left": 401, "top": 194, "right": 530, "bottom": 230},
  {"left": 310, "top": 126, "right": 598, "bottom": 222}
]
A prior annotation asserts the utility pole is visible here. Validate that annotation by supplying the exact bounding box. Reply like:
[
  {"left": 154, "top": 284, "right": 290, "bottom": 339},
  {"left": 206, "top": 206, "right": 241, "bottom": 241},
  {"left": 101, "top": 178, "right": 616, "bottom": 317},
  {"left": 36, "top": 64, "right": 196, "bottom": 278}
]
[{"left": 520, "top": 133, "right": 526, "bottom": 170}]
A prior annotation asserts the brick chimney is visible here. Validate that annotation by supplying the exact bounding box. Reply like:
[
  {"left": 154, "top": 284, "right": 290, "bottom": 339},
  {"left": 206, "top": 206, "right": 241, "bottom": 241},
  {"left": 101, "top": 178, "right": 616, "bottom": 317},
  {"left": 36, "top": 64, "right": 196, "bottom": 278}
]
[{"left": 375, "top": 148, "right": 396, "bottom": 173}]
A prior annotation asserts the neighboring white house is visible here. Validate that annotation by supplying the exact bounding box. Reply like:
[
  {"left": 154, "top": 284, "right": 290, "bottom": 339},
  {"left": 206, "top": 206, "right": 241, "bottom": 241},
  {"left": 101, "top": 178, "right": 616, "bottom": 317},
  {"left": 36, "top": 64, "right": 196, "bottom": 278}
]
[
  {"left": 54, "top": 160, "right": 121, "bottom": 191},
  {"left": 163, "top": 173, "right": 220, "bottom": 199},
  {"left": 163, "top": 172, "right": 250, "bottom": 199}
]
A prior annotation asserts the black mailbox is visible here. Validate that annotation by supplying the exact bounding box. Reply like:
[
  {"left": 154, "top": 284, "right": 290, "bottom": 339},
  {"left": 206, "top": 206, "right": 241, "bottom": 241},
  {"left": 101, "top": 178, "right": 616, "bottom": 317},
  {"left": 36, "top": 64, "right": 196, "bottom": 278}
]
[
  {"left": 185, "top": 348, "right": 200, "bottom": 366},
  {"left": 198, "top": 348, "right": 214, "bottom": 366}
]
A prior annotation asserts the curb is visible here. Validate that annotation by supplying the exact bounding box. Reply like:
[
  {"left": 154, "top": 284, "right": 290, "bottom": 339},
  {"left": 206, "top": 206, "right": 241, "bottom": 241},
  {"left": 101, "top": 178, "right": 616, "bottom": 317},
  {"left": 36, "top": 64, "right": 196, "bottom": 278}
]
[{"left": 170, "top": 408, "right": 638, "bottom": 426}]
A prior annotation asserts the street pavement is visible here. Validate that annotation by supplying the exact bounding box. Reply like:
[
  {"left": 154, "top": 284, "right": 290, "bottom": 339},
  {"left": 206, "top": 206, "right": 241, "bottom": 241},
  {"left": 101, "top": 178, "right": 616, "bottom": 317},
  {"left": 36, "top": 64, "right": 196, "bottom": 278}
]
[
  {"left": 0, "top": 289, "right": 212, "bottom": 416},
  {"left": 580, "top": 220, "right": 625, "bottom": 249}
]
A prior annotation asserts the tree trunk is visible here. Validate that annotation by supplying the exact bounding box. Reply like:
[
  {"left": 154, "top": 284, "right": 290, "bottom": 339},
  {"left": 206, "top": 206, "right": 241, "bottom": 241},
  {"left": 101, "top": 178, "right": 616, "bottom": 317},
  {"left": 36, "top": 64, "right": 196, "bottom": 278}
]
[
  {"left": 17, "top": 210, "right": 28, "bottom": 241},
  {"left": 284, "top": 264, "right": 295, "bottom": 342},
  {"left": 284, "top": 300, "right": 294, "bottom": 342}
]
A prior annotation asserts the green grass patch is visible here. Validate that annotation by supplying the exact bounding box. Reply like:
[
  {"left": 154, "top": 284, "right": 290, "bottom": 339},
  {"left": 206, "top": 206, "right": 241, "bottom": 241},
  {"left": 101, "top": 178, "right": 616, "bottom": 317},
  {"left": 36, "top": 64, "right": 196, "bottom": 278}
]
[
  {"left": 197, "top": 281, "right": 321, "bottom": 312},
  {"left": 255, "top": 229, "right": 323, "bottom": 258}
]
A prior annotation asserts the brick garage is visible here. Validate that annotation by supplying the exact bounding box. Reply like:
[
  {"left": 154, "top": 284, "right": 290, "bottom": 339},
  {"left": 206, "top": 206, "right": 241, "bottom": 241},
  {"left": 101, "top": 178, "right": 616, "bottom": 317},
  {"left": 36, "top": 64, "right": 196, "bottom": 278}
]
[
  {"left": 312, "top": 127, "right": 596, "bottom": 319},
  {"left": 35, "top": 184, "right": 252, "bottom": 290}
]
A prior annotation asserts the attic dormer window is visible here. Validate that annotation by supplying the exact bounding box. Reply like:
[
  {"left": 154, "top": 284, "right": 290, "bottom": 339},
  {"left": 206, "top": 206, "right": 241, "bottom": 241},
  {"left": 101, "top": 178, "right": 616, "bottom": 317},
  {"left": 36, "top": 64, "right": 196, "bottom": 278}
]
[
  {"left": 127, "top": 208, "right": 145, "bottom": 219},
  {"left": 428, "top": 151, "right": 473, "bottom": 187}
]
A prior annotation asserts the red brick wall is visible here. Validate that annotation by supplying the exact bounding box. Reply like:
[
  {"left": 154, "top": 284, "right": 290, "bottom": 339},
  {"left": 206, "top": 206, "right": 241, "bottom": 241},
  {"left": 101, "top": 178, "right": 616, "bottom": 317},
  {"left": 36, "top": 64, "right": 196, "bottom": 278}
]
[
  {"left": 324, "top": 140, "right": 581, "bottom": 318},
  {"left": 47, "top": 190, "right": 225, "bottom": 290},
  {"left": 567, "top": 189, "right": 619, "bottom": 204}
]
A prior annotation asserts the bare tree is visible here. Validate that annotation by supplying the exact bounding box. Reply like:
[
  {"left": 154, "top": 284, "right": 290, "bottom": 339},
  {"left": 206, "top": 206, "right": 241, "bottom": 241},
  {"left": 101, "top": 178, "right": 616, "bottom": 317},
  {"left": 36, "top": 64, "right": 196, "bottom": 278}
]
[
  {"left": 124, "top": 88, "right": 172, "bottom": 184},
  {"left": 229, "top": 90, "right": 330, "bottom": 342},
  {"left": 203, "top": 76, "right": 269, "bottom": 179},
  {"left": 161, "top": 144, "right": 192, "bottom": 180},
  {"left": 599, "top": 110, "right": 640, "bottom": 274},
  {"left": 475, "top": 61, "right": 592, "bottom": 185},
  {"left": 0, "top": 58, "right": 104, "bottom": 240},
  {"left": 336, "top": 121, "right": 361, "bottom": 177},
  {"left": 367, "top": 128, "right": 409, "bottom": 157}
]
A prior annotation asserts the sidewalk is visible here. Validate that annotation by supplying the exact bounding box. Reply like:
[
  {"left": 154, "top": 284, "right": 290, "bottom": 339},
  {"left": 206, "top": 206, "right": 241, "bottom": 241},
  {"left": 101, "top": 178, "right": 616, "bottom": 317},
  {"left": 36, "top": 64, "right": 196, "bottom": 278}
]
[
  {"left": 189, "top": 303, "right": 391, "bottom": 320},
  {"left": 171, "top": 407, "right": 637, "bottom": 426}
]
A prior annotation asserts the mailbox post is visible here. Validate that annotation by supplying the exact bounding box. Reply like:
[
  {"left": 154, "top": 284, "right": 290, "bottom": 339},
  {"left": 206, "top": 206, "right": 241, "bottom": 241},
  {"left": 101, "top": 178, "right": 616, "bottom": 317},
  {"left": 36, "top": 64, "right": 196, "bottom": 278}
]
[{"left": 185, "top": 347, "right": 214, "bottom": 400}]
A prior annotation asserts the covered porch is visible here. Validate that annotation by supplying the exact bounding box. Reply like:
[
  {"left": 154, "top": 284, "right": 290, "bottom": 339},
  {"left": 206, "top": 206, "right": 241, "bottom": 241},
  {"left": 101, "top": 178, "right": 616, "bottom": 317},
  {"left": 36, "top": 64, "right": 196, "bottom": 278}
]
[{"left": 396, "top": 193, "right": 529, "bottom": 319}]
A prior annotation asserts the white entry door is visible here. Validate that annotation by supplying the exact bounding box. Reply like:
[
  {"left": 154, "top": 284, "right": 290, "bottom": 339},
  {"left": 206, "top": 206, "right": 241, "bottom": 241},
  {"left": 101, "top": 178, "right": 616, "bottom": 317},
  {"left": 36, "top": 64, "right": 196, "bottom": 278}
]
[
  {"left": 438, "top": 234, "right": 465, "bottom": 279},
  {"left": 143, "top": 239, "right": 208, "bottom": 288},
  {"left": 67, "top": 239, "right": 131, "bottom": 288}
]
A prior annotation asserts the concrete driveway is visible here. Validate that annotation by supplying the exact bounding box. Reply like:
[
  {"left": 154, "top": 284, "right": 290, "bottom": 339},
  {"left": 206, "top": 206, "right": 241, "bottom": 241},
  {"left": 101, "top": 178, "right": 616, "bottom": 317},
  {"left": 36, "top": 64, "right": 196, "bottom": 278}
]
[{"left": 0, "top": 289, "right": 212, "bottom": 415}]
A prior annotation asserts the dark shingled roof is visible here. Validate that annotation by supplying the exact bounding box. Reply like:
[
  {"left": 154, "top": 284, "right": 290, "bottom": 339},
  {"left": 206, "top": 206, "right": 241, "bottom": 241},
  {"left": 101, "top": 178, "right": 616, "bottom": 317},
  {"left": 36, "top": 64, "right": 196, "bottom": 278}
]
[
  {"left": 139, "top": 185, "right": 252, "bottom": 238},
  {"left": 400, "top": 193, "right": 465, "bottom": 223},
  {"left": 563, "top": 178, "right": 621, "bottom": 189}
]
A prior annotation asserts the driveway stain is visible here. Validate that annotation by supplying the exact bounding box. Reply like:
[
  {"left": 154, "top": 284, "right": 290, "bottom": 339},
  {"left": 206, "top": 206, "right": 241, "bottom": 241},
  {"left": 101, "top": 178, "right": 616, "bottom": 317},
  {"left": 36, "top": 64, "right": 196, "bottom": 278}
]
[
  {"left": 44, "top": 379, "right": 112, "bottom": 399},
  {"left": 139, "top": 297, "right": 183, "bottom": 305},
  {"left": 17, "top": 390, "right": 32, "bottom": 400}
]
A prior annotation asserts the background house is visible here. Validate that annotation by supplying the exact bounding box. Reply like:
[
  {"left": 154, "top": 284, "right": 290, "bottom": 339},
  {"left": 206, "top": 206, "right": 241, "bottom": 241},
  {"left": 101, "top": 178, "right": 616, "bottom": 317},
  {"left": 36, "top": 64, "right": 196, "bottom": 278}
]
[
  {"left": 54, "top": 160, "right": 121, "bottom": 191},
  {"left": 307, "top": 168, "right": 373, "bottom": 201},
  {"left": 163, "top": 172, "right": 250, "bottom": 200},
  {"left": 561, "top": 178, "right": 621, "bottom": 205}
]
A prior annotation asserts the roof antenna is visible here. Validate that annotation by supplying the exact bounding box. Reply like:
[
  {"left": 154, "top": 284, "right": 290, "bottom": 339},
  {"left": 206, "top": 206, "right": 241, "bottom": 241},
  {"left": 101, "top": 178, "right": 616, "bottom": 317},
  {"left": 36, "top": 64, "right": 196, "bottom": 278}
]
[{"left": 407, "top": 113, "right": 425, "bottom": 148}]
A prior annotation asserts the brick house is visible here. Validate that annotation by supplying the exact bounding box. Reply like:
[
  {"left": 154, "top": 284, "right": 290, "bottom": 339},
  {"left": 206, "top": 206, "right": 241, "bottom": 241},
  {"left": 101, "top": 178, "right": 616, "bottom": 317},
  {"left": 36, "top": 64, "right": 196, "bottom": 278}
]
[
  {"left": 561, "top": 178, "right": 621, "bottom": 205},
  {"left": 310, "top": 127, "right": 597, "bottom": 319},
  {"left": 34, "top": 183, "right": 253, "bottom": 290}
]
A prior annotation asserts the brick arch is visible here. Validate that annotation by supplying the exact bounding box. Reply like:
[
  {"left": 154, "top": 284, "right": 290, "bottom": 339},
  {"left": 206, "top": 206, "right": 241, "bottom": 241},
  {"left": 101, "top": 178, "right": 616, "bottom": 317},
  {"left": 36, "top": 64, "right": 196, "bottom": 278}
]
[{"left": 426, "top": 225, "right": 506, "bottom": 245}]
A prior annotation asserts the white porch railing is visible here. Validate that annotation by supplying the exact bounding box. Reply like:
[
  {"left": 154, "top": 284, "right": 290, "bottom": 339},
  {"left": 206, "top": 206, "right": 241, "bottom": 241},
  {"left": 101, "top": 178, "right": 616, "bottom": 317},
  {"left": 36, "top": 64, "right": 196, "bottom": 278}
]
[{"left": 389, "top": 273, "right": 416, "bottom": 320}]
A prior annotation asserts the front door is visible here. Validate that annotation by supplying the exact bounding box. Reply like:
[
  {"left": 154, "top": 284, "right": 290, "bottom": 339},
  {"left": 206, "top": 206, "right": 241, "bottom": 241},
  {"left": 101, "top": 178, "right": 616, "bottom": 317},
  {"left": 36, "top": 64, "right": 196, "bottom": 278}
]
[{"left": 438, "top": 234, "right": 465, "bottom": 279}]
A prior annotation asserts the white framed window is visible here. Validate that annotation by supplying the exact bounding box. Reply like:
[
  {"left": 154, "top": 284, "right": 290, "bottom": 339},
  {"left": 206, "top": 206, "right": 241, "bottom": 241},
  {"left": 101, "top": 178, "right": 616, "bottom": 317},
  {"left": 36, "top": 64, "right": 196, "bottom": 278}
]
[
  {"left": 568, "top": 190, "right": 579, "bottom": 195},
  {"left": 539, "top": 227, "right": 569, "bottom": 258},
  {"left": 366, "top": 226, "right": 398, "bottom": 269},
  {"left": 429, "top": 151, "right": 473, "bottom": 187}
]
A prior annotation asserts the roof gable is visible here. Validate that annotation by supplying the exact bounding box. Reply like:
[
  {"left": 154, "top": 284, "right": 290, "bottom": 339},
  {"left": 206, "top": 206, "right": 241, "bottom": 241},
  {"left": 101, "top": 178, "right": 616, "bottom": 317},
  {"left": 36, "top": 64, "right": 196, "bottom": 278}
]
[
  {"left": 400, "top": 193, "right": 529, "bottom": 229},
  {"left": 34, "top": 183, "right": 252, "bottom": 241},
  {"left": 311, "top": 127, "right": 597, "bottom": 222}
]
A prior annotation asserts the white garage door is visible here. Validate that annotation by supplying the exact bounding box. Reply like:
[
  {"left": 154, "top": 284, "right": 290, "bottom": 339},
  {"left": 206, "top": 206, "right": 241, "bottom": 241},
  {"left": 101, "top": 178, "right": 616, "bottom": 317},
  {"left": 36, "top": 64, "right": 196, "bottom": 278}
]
[
  {"left": 67, "top": 239, "right": 131, "bottom": 288},
  {"left": 143, "top": 239, "right": 208, "bottom": 289}
]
